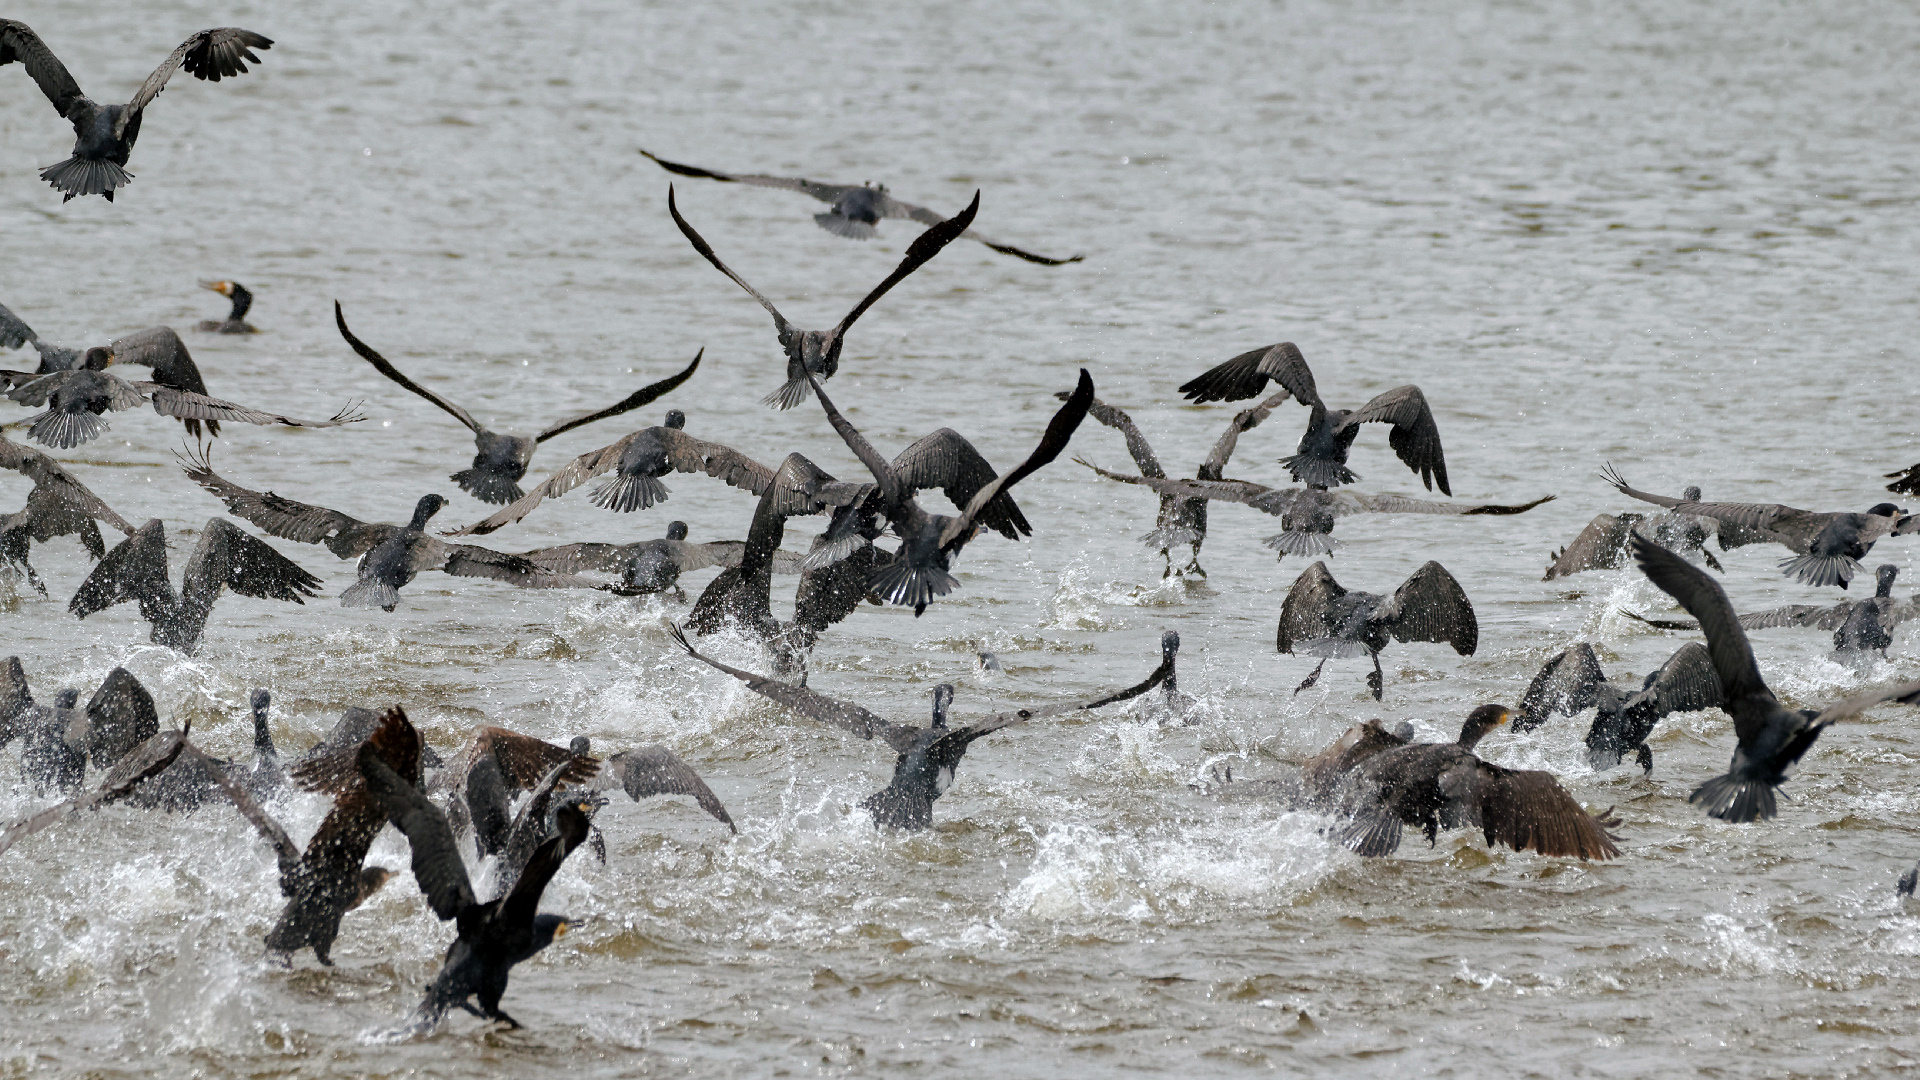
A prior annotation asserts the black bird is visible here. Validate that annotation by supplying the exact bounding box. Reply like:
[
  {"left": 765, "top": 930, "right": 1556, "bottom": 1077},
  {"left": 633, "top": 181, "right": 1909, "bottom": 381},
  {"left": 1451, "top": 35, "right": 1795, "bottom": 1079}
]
[
  {"left": 522, "top": 521, "right": 803, "bottom": 600},
  {"left": 1176, "top": 343, "right": 1450, "bottom": 494},
  {"left": 1543, "top": 484, "right": 1725, "bottom": 579},
  {"left": 0, "top": 299, "right": 82, "bottom": 371},
  {"left": 69, "top": 518, "right": 321, "bottom": 654},
  {"left": 1081, "top": 460, "right": 1550, "bottom": 563},
  {"left": 0, "top": 657, "right": 84, "bottom": 793},
  {"left": 0, "top": 22, "right": 271, "bottom": 202},
  {"left": 336, "top": 302, "right": 701, "bottom": 504},
  {"left": 1277, "top": 560, "right": 1478, "bottom": 701},
  {"left": 669, "top": 184, "right": 976, "bottom": 409},
  {"left": 806, "top": 369, "right": 1093, "bottom": 615},
  {"left": 1886, "top": 463, "right": 1920, "bottom": 497},
  {"left": 0, "top": 725, "right": 188, "bottom": 857},
  {"left": 7, "top": 346, "right": 363, "bottom": 448},
  {"left": 1631, "top": 536, "right": 1920, "bottom": 822},
  {"left": 642, "top": 148, "right": 1081, "bottom": 265},
  {"left": 447, "top": 410, "right": 777, "bottom": 536},
  {"left": 97, "top": 327, "right": 226, "bottom": 438},
  {"left": 1626, "top": 565, "right": 1919, "bottom": 658},
  {"left": 196, "top": 281, "right": 257, "bottom": 334},
  {"left": 1, "top": 429, "right": 136, "bottom": 593},
  {"left": 672, "top": 625, "right": 1169, "bottom": 829},
  {"left": 1334, "top": 704, "right": 1623, "bottom": 860},
  {"left": 360, "top": 736, "right": 592, "bottom": 1031},
  {"left": 1154, "top": 630, "right": 1198, "bottom": 723},
  {"left": 1515, "top": 641, "right": 1723, "bottom": 772},
  {"left": 64, "top": 668, "right": 269, "bottom": 812},
  {"left": 182, "top": 452, "right": 596, "bottom": 610},
  {"left": 1606, "top": 467, "right": 1913, "bottom": 589}
]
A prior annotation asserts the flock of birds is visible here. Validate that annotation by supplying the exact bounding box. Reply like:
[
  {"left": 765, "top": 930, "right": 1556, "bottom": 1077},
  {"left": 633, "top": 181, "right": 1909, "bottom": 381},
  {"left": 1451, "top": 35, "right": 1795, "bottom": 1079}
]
[{"left": 5, "top": 16, "right": 1920, "bottom": 1038}]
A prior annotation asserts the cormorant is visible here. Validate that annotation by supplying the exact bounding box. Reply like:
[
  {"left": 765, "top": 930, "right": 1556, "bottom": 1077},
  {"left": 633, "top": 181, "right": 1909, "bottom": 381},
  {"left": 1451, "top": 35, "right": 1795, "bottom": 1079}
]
[
  {"left": 522, "top": 521, "right": 803, "bottom": 600},
  {"left": 1606, "top": 466, "right": 1913, "bottom": 589},
  {"left": 671, "top": 625, "right": 1169, "bottom": 829},
  {"left": 196, "top": 281, "right": 257, "bottom": 334},
  {"left": 1277, "top": 560, "right": 1478, "bottom": 700},
  {"left": 447, "top": 410, "right": 775, "bottom": 536},
  {"left": 0, "top": 299, "right": 81, "bottom": 371},
  {"left": 1625, "top": 565, "right": 1917, "bottom": 657},
  {"left": 0, "top": 22, "right": 272, "bottom": 201},
  {"left": 642, "top": 148, "right": 1082, "bottom": 264},
  {"left": 1, "top": 429, "right": 136, "bottom": 593},
  {"left": 0, "top": 724, "right": 188, "bottom": 856},
  {"left": 1176, "top": 343, "right": 1450, "bottom": 494},
  {"left": 1155, "top": 631, "right": 1198, "bottom": 723},
  {"left": 1543, "top": 484, "right": 1725, "bottom": 579},
  {"left": 1886, "top": 463, "right": 1920, "bottom": 497},
  {"left": 668, "top": 185, "right": 976, "bottom": 409},
  {"left": 181, "top": 451, "right": 597, "bottom": 610},
  {"left": 69, "top": 518, "right": 321, "bottom": 654},
  {"left": 1515, "top": 641, "right": 1723, "bottom": 772},
  {"left": 336, "top": 302, "right": 701, "bottom": 504},
  {"left": 0, "top": 657, "right": 84, "bottom": 793},
  {"left": 1631, "top": 536, "right": 1920, "bottom": 821}
]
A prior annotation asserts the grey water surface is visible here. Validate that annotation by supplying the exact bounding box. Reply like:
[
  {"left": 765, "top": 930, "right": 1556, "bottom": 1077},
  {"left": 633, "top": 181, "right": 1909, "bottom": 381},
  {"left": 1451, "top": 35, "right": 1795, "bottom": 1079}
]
[{"left": 3, "top": 0, "right": 1919, "bottom": 1075}]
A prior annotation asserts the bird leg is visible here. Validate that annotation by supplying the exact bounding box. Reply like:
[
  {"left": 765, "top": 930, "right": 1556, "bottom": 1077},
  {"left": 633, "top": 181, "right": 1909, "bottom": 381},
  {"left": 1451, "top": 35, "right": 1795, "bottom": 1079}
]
[
  {"left": 1293, "top": 659, "right": 1328, "bottom": 695},
  {"left": 1184, "top": 541, "right": 1207, "bottom": 579},
  {"left": 1368, "top": 653, "right": 1385, "bottom": 702},
  {"left": 1635, "top": 744, "right": 1654, "bottom": 775},
  {"left": 1423, "top": 817, "right": 1439, "bottom": 848},
  {"left": 1159, "top": 547, "right": 1173, "bottom": 579}
]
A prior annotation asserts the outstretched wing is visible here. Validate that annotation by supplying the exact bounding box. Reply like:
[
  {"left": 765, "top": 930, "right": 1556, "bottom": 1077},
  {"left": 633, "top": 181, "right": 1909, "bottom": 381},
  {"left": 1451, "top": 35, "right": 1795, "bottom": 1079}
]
[
  {"left": 1515, "top": 642, "right": 1604, "bottom": 730},
  {"left": 939, "top": 369, "right": 1093, "bottom": 549},
  {"left": 83, "top": 668, "right": 161, "bottom": 770},
  {"left": 186, "top": 518, "right": 322, "bottom": 604},
  {"left": 411, "top": 538, "right": 599, "bottom": 590},
  {"left": 640, "top": 149, "right": 856, "bottom": 203},
  {"left": 667, "top": 185, "right": 792, "bottom": 332},
  {"left": 1276, "top": 561, "right": 1347, "bottom": 653},
  {"left": 0, "top": 728, "right": 187, "bottom": 858},
  {"left": 1081, "top": 399, "right": 1167, "bottom": 479},
  {"left": 1, "top": 432, "right": 135, "bottom": 536},
  {"left": 0, "top": 301, "right": 39, "bottom": 351},
  {"left": 595, "top": 745, "right": 736, "bottom": 832},
  {"left": 894, "top": 198, "right": 1082, "bottom": 265},
  {"left": 124, "top": 27, "right": 272, "bottom": 124},
  {"left": 0, "top": 20, "right": 86, "bottom": 119},
  {"left": 1339, "top": 385, "right": 1448, "bottom": 495},
  {"left": 1078, "top": 460, "right": 1304, "bottom": 515},
  {"left": 892, "top": 428, "right": 1029, "bottom": 540},
  {"left": 357, "top": 743, "right": 476, "bottom": 921},
  {"left": 830, "top": 193, "right": 980, "bottom": 340},
  {"left": 535, "top": 350, "right": 702, "bottom": 444},
  {"left": 138, "top": 383, "right": 364, "bottom": 430},
  {"left": 1543, "top": 513, "right": 1638, "bottom": 580},
  {"left": 1379, "top": 560, "right": 1477, "bottom": 654},
  {"left": 1630, "top": 537, "right": 1773, "bottom": 733},
  {"left": 970, "top": 650, "right": 1175, "bottom": 730},
  {"left": 179, "top": 446, "right": 390, "bottom": 560},
  {"left": 1643, "top": 642, "right": 1724, "bottom": 716},
  {"left": 109, "top": 328, "right": 206, "bottom": 393},
  {"left": 334, "top": 302, "right": 481, "bottom": 434},
  {"left": 1178, "top": 342, "right": 1318, "bottom": 405},
  {"left": 1446, "top": 761, "right": 1621, "bottom": 860},
  {"left": 668, "top": 624, "right": 915, "bottom": 750},
  {"left": 1339, "top": 491, "right": 1553, "bottom": 517},
  {"left": 69, "top": 519, "right": 170, "bottom": 620}
]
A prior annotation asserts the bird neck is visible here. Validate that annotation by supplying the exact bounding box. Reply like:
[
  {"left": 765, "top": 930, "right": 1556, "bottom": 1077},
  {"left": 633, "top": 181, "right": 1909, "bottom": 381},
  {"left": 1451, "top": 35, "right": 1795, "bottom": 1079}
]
[{"left": 228, "top": 284, "right": 253, "bottom": 321}]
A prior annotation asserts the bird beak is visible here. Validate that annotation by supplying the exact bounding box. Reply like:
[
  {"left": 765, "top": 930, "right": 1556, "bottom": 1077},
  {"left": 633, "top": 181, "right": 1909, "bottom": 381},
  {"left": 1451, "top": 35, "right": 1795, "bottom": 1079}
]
[
  {"left": 198, "top": 280, "right": 233, "bottom": 296},
  {"left": 553, "top": 920, "right": 570, "bottom": 939}
]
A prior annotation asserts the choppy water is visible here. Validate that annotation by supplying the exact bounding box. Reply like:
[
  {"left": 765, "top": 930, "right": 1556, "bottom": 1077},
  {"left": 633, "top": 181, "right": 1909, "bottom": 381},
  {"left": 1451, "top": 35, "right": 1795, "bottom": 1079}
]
[{"left": 4, "top": 0, "right": 1920, "bottom": 1074}]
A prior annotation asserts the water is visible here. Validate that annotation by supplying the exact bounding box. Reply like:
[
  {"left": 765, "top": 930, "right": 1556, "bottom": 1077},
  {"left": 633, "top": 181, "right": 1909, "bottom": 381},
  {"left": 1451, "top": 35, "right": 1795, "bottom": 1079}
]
[{"left": 3, "top": 0, "right": 1920, "bottom": 1074}]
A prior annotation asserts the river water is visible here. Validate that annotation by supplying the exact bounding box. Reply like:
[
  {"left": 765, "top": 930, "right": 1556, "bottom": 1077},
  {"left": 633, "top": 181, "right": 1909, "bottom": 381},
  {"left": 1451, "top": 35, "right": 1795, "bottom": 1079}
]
[{"left": 3, "top": 0, "right": 1919, "bottom": 1075}]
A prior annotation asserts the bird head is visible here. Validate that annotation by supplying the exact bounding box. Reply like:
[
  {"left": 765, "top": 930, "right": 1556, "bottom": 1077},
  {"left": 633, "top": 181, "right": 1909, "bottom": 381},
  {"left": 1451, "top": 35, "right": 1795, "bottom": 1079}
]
[
  {"left": 568, "top": 735, "right": 592, "bottom": 756},
  {"left": 54, "top": 688, "right": 80, "bottom": 709},
  {"left": 356, "top": 865, "right": 395, "bottom": 902},
  {"left": 198, "top": 280, "right": 236, "bottom": 298},
  {"left": 665, "top": 521, "right": 689, "bottom": 541},
  {"left": 1162, "top": 630, "right": 1181, "bottom": 660},
  {"left": 82, "top": 346, "right": 114, "bottom": 370},
  {"left": 1868, "top": 502, "right": 1903, "bottom": 518},
  {"left": 930, "top": 684, "right": 955, "bottom": 728},
  {"left": 1457, "top": 704, "right": 1510, "bottom": 749},
  {"left": 409, "top": 494, "right": 449, "bottom": 529},
  {"left": 1682, "top": 485, "right": 1703, "bottom": 502},
  {"left": 664, "top": 409, "right": 686, "bottom": 430},
  {"left": 533, "top": 913, "right": 573, "bottom": 946},
  {"left": 250, "top": 688, "right": 271, "bottom": 715},
  {"left": 1877, "top": 564, "right": 1900, "bottom": 596}
]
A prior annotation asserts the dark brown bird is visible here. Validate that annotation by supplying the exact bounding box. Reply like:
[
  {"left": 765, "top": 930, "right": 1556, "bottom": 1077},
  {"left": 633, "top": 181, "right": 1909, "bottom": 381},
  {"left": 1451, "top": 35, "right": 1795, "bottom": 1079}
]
[
  {"left": 1514, "top": 641, "right": 1723, "bottom": 773},
  {"left": 1334, "top": 704, "right": 1623, "bottom": 860},
  {"left": 1277, "top": 560, "right": 1478, "bottom": 701}
]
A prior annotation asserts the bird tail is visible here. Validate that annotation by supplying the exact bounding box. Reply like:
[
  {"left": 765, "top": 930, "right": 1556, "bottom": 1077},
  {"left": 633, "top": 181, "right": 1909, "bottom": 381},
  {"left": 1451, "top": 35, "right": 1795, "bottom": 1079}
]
[
  {"left": 1336, "top": 812, "right": 1403, "bottom": 857},
  {"left": 1139, "top": 524, "right": 1202, "bottom": 549},
  {"left": 1777, "top": 553, "right": 1860, "bottom": 589},
  {"left": 40, "top": 157, "right": 131, "bottom": 202},
  {"left": 1901, "top": 864, "right": 1919, "bottom": 898},
  {"left": 588, "top": 472, "right": 670, "bottom": 513},
  {"left": 449, "top": 468, "right": 525, "bottom": 506},
  {"left": 761, "top": 376, "right": 812, "bottom": 411},
  {"left": 813, "top": 212, "right": 878, "bottom": 240},
  {"left": 340, "top": 578, "right": 400, "bottom": 611},
  {"left": 868, "top": 560, "right": 959, "bottom": 615},
  {"left": 799, "top": 531, "right": 870, "bottom": 572},
  {"left": 1687, "top": 772, "right": 1779, "bottom": 823},
  {"left": 1261, "top": 530, "right": 1340, "bottom": 558},
  {"left": 26, "top": 410, "right": 106, "bottom": 449},
  {"left": 1278, "top": 453, "right": 1357, "bottom": 489}
]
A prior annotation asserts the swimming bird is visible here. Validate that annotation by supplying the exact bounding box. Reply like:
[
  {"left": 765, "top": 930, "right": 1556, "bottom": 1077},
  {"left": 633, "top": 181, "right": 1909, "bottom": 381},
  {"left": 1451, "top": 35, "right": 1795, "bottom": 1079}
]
[
  {"left": 1, "top": 430, "right": 136, "bottom": 593},
  {"left": 336, "top": 303, "right": 701, "bottom": 504},
  {"left": 1631, "top": 536, "right": 1920, "bottom": 822},
  {"left": 196, "top": 281, "right": 256, "bottom": 334},
  {"left": 671, "top": 625, "right": 1169, "bottom": 829},
  {"left": 1605, "top": 467, "right": 1913, "bottom": 589},
  {"left": 1079, "top": 461, "right": 1550, "bottom": 562},
  {"left": 181, "top": 451, "right": 596, "bottom": 610},
  {"left": 0, "top": 657, "right": 84, "bottom": 793},
  {"left": 359, "top": 734, "right": 592, "bottom": 1031},
  {"left": 668, "top": 185, "right": 976, "bottom": 409},
  {"left": 1543, "top": 485, "right": 1727, "bottom": 579},
  {"left": 7, "top": 346, "right": 363, "bottom": 448},
  {"left": 1333, "top": 704, "right": 1622, "bottom": 859},
  {"left": 1625, "top": 565, "right": 1919, "bottom": 657},
  {"left": 642, "top": 148, "right": 1082, "bottom": 265},
  {"left": 806, "top": 369, "right": 1093, "bottom": 614},
  {"left": 1155, "top": 631, "right": 1198, "bottom": 723},
  {"left": 1277, "top": 560, "right": 1478, "bottom": 701},
  {"left": 0, "top": 724, "right": 188, "bottom": 857},
  {"left": 446, "top": 410, "right": 777, "bottom": 536},
  {"left": 1514, "top": 641, "right": 1723, "bottom": 772},
  {"left": 1176, "top": 343, "right": 1450, "bottom": 494},
  {"left": 0, "top": 22, "right": 271, "bottom": 202},
  {"left": 522, "top": 521, "right": 803, "bottom": 601},
  {"left": 69, "top": 518, "right": 321, "bottom": 654}
]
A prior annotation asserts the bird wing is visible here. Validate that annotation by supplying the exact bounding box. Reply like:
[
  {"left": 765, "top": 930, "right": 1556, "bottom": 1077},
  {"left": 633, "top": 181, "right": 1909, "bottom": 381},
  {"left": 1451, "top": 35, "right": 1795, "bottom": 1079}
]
[
  {"left": 184, "top": 744, "right": 299, "bottom": 871},
  {"left": 1081, "top": 399, "right": 1167, "bottom": 479},
  {"left": 0, "top": 657, "right": 30, "bottom": 746},
  {"left": 939, "top": 369, "right": 1093, "bottom": 549},
  {"left": 595, "top": 745, "right": 736, "bottom": 832},
  {"left": 445, "top": 433, "right": 643, "bottom": 535},
  {"left": 518, "top": 542, "right": 635, "bottom": 574},
  {"left": 334, "top": 302, "right": 481, "bottom": 434},
  {"left": 0, "top": 301, "right": 39, "bottom": 351},
  {"left": 1339, "top": 492, "right": 1554, "bottom": 517},
  {"left": 1177, "top": 342, "right": 1317, "bottom": 405},
  {"left": 1736, "top": 602, "right": 1847, "bottom": 630},
  {"left": 1808, "top": 680, "right": 1920, "bottom": 726},
  {"left": 1077, "top": 460, "right": 1300, "bottom": 514},
  {"left": 892, "top": 201, "right": 1083, "bottom": 265},
  {"left": 0, "top": 728, "right": 188, "bottom": 858},
  {"left": 808, "top": 378, "right": 907, "bottom": 506},
  {"left": 1339, "top": 385, "right": 1449, "bottom": 495},
  {"left": 892, "top": 428, "right": 1030, "bottom": 540},
  {"left": 971, "top": 650, "right": 1176, "bottom": 729},
  {"left": 1515, "top": 643, "right": 1605, "bottom": 730},
  {"left": 1643, "top": 642, "right": 1724, "bottom": 716},
  {"left": 0, "top": 20, "right": 85, "bottom": 119},
  {"left": 179, "top": 447, "right": 390, "bottom": 559},
  {"left": 187, "top": 518, "right": 323, "bottom": 604},
  {"left": 1380, "top": 561, "right": 1478, "bottom": 654},
  {"left": 467, "top": 726, "right": 598, "bottom": 791},
  {"left": 640, "top": 149, "right": 854, "bottom": 203},
  {"left": 82, "top": 668, "right": 161, "bottom": 770},
  {"left": 669, "top": 624, "right": 913, "bottom": 748},
  {"left": 1543, "top": 513, "right": 1639, "bottom": 580},
  {"left": 829, "top": 193, "right": 980, "bottom": 339},
  {"left": 1199, "top": 388, "right": 1297, "bottom": 477},
  {"left": 1445, "top": 761, "right": 1621, "bottom": 860},
  {"left": 138, "top": 384, "right": 364, "bottom": 430},
  {"left": 68, "top": 520, "right": 170, "bottom": 620},
  {"left": 1598, "top": 464, "right": 1705, "bottom": 513},
  {"left": 534, "top": 350, "right": 703, "bottom": 444},
  {"left": 292, "top": 704, "right": 422, "bottom": 800},
  {"left": 670, "top": 539, "right": 751, "bottom": 572},
  {"left": 1629, "top": 536, "right": 1774, "bottom": 733},
  {"left": 1276, "top": 561, "right": 1346, "bottom": 654},
  {"left": 124, "top": 27, "right": 272, "bottom": 123},
  {"left": 667, "top": 186, "right": 792, "bottom": 333},
  {"left": 0, "top": 433, "right": 135, "bottom": 535},
  {"left": 497, "top": 802, "right": 591, "bottom": 931},
  {"left": 356, "top": 742, "right": 476, "bottom": 921},
  {"left": 415, "top": 539, "right": 597, "bottom": 589},
  {"left": 109, "top": 327, "right": 206, "bottom": 394}
]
